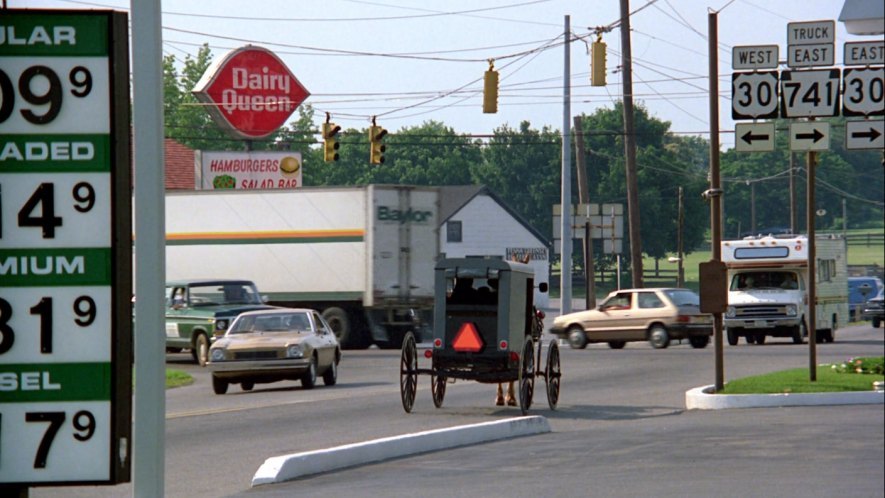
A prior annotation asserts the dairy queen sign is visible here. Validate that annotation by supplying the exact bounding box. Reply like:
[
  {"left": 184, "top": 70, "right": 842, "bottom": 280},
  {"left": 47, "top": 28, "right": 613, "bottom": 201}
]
[{"left": 193, "top": 45, "right": 310, "bottom": 139}]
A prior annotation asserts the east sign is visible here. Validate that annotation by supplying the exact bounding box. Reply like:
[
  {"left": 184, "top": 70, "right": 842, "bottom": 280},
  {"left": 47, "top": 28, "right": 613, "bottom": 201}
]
[
  {"left": 193, "top": 46, "right": 310, "bottom": 139},
  {"left": 0, "top": 9, "right": 132, "bottom": 487}
]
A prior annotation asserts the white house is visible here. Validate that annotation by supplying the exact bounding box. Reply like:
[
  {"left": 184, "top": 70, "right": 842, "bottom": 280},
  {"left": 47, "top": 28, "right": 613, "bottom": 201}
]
[{"left": 439, "top": 185, "right": 551, "bottom": 308}]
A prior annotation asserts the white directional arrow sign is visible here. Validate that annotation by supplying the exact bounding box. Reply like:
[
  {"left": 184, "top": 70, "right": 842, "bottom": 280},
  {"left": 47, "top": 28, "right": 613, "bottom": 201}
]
[
  {"left": 846, "top": 120, "right": 884, "bottom": 150},
  {"left": 790, "top": 122, "right": 830, "bottom": 151},
  {"left": 735, "top": 122, "right": 776, "bottom": 152}
]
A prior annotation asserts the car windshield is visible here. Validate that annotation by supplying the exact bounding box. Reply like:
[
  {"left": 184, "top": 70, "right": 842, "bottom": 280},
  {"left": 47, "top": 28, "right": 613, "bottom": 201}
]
[
  {"left": 229, "top": 312, "right": 311, "bottom": 334},
  {"left": 730, "top": 271, "right": 799, "bottom": 290},
  {"left": 186, "top": 283, "right": 263, "bottom": 306},
  {"left": 663, "top": 289, "right": 700, "bottom": 306}
]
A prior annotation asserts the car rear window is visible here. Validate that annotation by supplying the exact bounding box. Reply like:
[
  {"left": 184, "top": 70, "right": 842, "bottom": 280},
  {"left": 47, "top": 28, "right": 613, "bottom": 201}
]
[{"left": 663, "top": 289, "right": 700, "bottom": 306}]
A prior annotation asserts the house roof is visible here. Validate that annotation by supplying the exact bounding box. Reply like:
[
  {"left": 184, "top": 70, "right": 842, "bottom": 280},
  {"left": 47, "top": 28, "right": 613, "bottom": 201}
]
[
  {"left": 164, "top": 138, "right": 195, "bottom": 190},
  {"left": 438, "top": 185, "right": 550, "bottom": 247}
]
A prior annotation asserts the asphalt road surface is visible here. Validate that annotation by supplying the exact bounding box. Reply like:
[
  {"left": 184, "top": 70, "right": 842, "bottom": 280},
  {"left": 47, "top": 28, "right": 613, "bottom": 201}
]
[{"left": 30, "top": 322, "right": 884, "bottom": 498}]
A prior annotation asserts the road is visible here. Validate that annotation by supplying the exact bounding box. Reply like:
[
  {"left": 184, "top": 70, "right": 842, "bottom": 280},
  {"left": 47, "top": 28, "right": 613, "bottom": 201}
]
[{"left": 31, "top": 323, "right": 884, "bottom": 498}]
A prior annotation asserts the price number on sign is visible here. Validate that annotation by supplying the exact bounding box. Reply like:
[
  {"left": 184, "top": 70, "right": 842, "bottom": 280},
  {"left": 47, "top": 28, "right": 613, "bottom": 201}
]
[
  {"left": 780, "top": 69, "right": 841, "bottom": 118},
  {"left": 0, "top": 66, "right": 93, "bottom": 125},
  {"left": 1, "top": 181, "right": 97, "bottom": 239},
  {"left": 0, "top": 295, "right": 97, "bottom": 355},
  {"left": 0, "top": 410, "right": 97, "bottom": 469},
  {"left": 843, "top": 67, "right": 885, "bottom": 117},
  {"left": 731, "top": 71, "right": 779, "bottom": 120}
]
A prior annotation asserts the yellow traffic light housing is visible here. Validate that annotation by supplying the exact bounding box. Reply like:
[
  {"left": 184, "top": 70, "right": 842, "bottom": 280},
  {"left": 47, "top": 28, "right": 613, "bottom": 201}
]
[
  {"left": 369, "top": 124, "right": 387, "bottom": 165},
  {"left": 483, "top": 59, "right": 498, "bottom": 114},
  {"left": 591, "top": 36, "right": 607, "bottom": 87},
  {"left": 323, "top": 121, "right": 341, "bottom": 162}
]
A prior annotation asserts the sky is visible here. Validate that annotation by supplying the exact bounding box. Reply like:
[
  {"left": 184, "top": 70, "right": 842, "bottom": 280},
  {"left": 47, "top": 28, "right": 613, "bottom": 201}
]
[{"left": 13, "top": 0, "right": 880, "bottom": 149}]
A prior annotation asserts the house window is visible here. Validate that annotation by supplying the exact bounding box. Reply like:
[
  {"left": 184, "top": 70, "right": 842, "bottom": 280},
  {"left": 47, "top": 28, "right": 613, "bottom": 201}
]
[{"left": 447, "top": 221, "right": 462, "bottom": 243}]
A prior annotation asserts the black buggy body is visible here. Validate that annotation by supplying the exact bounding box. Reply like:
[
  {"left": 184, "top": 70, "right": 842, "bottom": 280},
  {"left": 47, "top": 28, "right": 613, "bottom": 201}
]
[{"left": 399, "top": 257, "right": 560, "bottom": 414}]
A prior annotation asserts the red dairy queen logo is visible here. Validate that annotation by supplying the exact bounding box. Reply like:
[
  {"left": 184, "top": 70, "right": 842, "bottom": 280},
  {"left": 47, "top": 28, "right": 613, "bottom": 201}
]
[{"left": 193, "top": 45, "right": 310, "bottom": 139}]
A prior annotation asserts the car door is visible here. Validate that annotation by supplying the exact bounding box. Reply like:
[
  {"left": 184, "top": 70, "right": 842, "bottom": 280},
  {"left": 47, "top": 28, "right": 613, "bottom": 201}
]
[
  {"left": 585, "top": 291, "right": 637, "bottom": 341},
  {"left": 311, "top": 312, "right": 336, "bottom": 367},
  {"left": 635, "top": 290, "right": 669, "bottom": 335}
]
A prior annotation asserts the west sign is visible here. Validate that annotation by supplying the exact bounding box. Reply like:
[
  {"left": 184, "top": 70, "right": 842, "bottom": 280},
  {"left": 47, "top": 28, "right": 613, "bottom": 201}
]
[{"left": 193, "top": 45, "right": 310, "bottom": 139}]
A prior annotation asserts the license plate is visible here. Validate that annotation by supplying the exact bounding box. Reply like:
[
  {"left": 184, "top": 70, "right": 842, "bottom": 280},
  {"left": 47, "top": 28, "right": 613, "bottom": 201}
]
[{"left": 750, "top": 320, "right": 766, "bottom": 328}]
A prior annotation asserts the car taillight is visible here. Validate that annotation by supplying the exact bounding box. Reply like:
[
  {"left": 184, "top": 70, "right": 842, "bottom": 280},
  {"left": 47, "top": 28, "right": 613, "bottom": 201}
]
[{"left": 676, "top": 315, "right": 691, "bottom": 323}]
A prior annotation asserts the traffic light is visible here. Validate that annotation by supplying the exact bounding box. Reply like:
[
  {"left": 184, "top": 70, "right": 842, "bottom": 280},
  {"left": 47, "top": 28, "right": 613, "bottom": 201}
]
[
  {"left": 591, "top": 37, "right": 607, "bottom": 87},
  {"left": 323, "top": 121, "right": 341, "bottom": 162},
  {"left": 483, "top": 59, "right": 498, "bottom": 114},
  {"left": 369, "top": 124, "right": 387, "bottom": 164}
]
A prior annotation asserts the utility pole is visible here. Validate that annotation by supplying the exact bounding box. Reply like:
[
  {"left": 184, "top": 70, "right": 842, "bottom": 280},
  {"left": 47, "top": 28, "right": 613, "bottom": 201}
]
[
  {"left": 750, "top": 181, "right": 756, "bottom": 234},
  {"left": 574, "top": 115, "right": 596, "bottom": 309},
  {"left": 619, "top": 0, "right": 643, "bottom": 288},
  {"left": 677, "top": 186, "right": 684, "bottom": 287},
  {"left": 559, "top": 15, "right": 573, "bottom": 315},
  {"left": 708, "top": 10, "right": 725, "bottom": 392},
  {"left": 790, "top": 152, "right": 798, "bottom": 234}
]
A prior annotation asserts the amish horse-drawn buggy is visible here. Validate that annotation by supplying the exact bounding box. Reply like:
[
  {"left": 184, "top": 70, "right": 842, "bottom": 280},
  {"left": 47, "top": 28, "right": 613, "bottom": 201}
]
[{"left": 399, "top": 258, "right": 561, "bottom": 415}]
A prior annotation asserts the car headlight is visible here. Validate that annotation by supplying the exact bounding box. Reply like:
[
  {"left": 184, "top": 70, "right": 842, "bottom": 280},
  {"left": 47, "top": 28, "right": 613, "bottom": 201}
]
[
  {"left": 725, "top": 306, "right": 735, "bottom": 318},
  {"left": 210, "top": 348, "right": 225, "bottom": 362},
  {"left": 287, "top": 344, "right": 303, "bottom": 358},
  {"left": 215, "top": 319, "right": 229, "bottom": 331},
  {"left": 785, "top": 304, "right": 797, "bottom": 316}
]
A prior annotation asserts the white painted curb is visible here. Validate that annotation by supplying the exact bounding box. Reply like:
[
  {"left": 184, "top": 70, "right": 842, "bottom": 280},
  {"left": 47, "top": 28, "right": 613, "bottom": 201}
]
[
  {"left": 252, "top": 415, "right": 551, "bottom": 486},
  {"left": 686, "top": 385, "right": 885, "bottom": 410}
]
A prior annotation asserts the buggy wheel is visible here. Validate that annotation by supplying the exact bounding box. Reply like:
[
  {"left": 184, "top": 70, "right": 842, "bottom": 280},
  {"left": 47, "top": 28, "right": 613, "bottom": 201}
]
[
  {"left": 399, "top": 332, "right": 418, "bottom": 413},
  {"left": 431, "top": 370, "right": 446, "bottom": 409},
  {"left": 519, "top": 337, "right": 535, "bottom": 415},
  {"left": 545, "top": 340, "right": 561, "bottom": 410}
]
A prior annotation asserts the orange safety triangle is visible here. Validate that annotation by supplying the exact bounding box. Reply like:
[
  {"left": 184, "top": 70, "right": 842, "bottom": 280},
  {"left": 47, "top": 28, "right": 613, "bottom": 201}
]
[{"left": 452, "top": 322, "right": 484, "bottom": 352}]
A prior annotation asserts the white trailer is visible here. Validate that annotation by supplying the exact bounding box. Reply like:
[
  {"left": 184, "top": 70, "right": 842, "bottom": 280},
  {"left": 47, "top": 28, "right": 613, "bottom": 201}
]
[
  {"left": 164, "top": 185, "right": 440, "bottom": 349},
  {"left": 722, "top": 234, "right": 848, "bottom": 345}
]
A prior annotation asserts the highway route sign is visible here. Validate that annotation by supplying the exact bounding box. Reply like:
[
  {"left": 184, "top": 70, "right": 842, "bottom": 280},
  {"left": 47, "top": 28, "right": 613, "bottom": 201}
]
[
  {"left": 735, "top": 122, "right": 776, "bottom": 152},
  {"left": 842, "top": 67, "right": 885, "bottom": 117},
  {"left": 845, "top": 120, "right": 884, "bottom": 150},
  {"left": 0, "top": 10, "right": 132, "bottom": 486},
  {"left": 780, "top": 69, "right": 841, "bottom": 118},
  {"left": 789, "top": 122, "right": 830, "bottom": 151},
  {"left": 844, "top": 41, "right": 885, "bottom": 66},
  {"left": 732, "top": 45, "right": 779, "bottom": 70},
  {"left": 787, "top": 20, "right": 835, "bottom": 69},
  {"left": 732, "top": 71, "right": 779, "bottom": 120}
]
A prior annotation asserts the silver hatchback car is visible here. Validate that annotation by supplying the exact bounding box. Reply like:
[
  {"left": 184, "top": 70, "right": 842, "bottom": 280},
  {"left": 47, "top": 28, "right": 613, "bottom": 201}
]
[{"left": 549, "top": 288, "right": 713, "bottom": 350}]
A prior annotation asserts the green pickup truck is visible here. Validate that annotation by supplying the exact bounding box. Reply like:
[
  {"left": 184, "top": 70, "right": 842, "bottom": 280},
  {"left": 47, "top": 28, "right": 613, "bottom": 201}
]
[{"left": 165, "top": 279, "right": 278, "bottom": 366}]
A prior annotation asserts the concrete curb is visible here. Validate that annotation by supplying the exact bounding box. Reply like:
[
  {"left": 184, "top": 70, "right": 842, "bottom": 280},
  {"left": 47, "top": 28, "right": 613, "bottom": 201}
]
[
  {"left": 251, "top": 415, "right": 551, "bottom": 486},
  {"left": 686, "top": 385, "right": 885, "bottom": 410}
]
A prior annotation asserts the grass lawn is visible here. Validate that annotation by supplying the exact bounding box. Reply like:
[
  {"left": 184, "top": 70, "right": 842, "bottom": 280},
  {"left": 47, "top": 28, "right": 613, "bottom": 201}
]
[
  {"left": 719, "top": 357, "right": 884, "bottom": 394},
  {"left": 166, "top": 369, "right": 194, "bottom": 389}
]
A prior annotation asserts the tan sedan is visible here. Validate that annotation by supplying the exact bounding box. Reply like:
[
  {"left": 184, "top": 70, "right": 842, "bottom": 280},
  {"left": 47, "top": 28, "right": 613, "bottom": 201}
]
[
  {"left": 208, "top": 308, "right": 341, "bottom": 394},
  {"left": 549, "top": 288, "right": 712, "bottom": 350}
]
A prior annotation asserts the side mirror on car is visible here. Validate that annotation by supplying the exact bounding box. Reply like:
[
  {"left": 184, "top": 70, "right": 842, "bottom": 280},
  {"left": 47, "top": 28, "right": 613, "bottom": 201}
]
[{"left": 538, "top": 282, "right": 548, "bottom": 293}]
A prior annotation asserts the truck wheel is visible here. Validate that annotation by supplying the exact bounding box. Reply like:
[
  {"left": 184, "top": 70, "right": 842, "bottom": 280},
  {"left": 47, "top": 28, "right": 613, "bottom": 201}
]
[
  {"left": 648, "top": 325, "right": 670, "bottom": 349},
  {"left": 792, "top": 321, "right": 806, "bottom": 344},
  {"left": 323, "top": 307, "right": 356, "bottom": 349},
  {"left": 754, "top": 333, "right": 766, "bottom": 345},
  {"left": 874, "top": 318, "right": 881, "bottom": 328},
  {"left": 567, "top": 326, "right": 587, "bottom": 349},
  {"left": 689, "top": 335, "right": 709, "bottom": 349},
  {"left": 192, "top": 333, "right": 209, "bottom": 367},
  {"left": 726, "top": 328, "right": 739, "bottom": 346}
]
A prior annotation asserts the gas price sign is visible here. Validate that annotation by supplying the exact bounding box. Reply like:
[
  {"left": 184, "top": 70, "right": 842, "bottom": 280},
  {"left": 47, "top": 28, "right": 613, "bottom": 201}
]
[{"left": 0, "top": 10, "right": 131, "bottom": 487}]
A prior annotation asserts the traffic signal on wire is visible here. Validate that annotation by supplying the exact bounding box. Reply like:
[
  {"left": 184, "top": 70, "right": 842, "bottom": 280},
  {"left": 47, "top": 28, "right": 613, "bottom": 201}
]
[
  {"left": 483, "top": 59, "right": 498, "bottom": 113},
  {"left": 369, "top": 124, "right": 387, "bottom": 164},
  {"left": 323, "top": 121, "right": 341, "bottom": 162},
  {"left": 591, "top": 36, "right": 607, "bottom": 87}
]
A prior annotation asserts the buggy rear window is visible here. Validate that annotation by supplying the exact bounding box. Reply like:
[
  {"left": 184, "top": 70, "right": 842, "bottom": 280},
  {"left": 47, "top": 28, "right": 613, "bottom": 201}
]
[{"left": 733, "top": 246, "right": 789, "bottom": 259}]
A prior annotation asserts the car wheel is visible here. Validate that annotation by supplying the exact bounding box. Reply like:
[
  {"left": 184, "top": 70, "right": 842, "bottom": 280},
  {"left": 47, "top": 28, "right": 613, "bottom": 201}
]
[
  {"left": 192, "top": 333, "right": 209, "bottom": 367},
  {"left": 874, "top": 318, "right": 881, "bottom": 328},
  {"left": 322, "top": 355, "right": 338, "bottom": 386},
  {"left": 607, "top": 341, "right": 626, "bottom": 349},
  {"left": 212, "top": 376, "right": 228, "bottom": 395},
  {"left": 745, "top": 334, "right": 756, "bottom": 344},
  {"left": 754, "top": 333, "right": 766, "bottom": 345},
  {"left": 689, "top": 335, "right": 709, "bottom": 349},
  {"left": 567, "top": 326, "right": 587, "bottom": 350},
  {"left": 726, "top": 328, "right": 739, "bottom": 346},
  {"left": 648, "top": 325, "right": 670, "bottom": 349},
  {"left": 301, "top": 355, "right": 317, "bottom": 389},
  {"left": 241, "top": 381, "right": 254, "bottom": 391}
]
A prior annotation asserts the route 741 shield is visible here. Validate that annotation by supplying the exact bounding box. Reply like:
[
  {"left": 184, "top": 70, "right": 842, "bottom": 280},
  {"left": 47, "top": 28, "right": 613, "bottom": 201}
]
[{"left": 780, "top": 69, "right": 841, "bottom": 118}]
